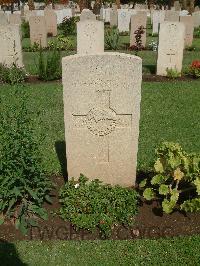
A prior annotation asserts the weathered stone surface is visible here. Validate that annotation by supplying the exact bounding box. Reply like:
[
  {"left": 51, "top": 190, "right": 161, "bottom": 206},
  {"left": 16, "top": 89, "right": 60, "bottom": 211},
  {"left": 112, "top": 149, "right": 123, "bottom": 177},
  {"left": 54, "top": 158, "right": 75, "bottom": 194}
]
[
  {"left": 62, "top": 53, "right": 142, "bottom": 186},
  {"left": 192, "top": 11, "right": 200, "bottom": 27},
  {"left": 80, "top": 9, "right": 96, "bottom": 21},
  {"left": 29, "top": 16, "right": 47, "bottom": 47},
  {"left": 152, "top": 10, "right": 165, "bottom": 34},
  {"left": 0, "top": 24, "right": 23, "bottom": 67},
  {"left": 0, "top": 13, "right": 8, "bottom": 25},
  {"left": 44, "top": 9, "right": 57, "bottom": 36},
  {"left": 130, "top": 11, "right": 147, "bottom": 47},
  {"left": 9, "top": 14, "right": 21, "bottom": 25},
  {"left": 77, "top": 20, "right": 104, "bottom": 54},
  {"left": 165, "top": 10, "right": 179, "bottom": 21},
  {"left": 180, "top": 16, "right": 194, "bottom": 46},
  {"left": 157, "top": 22, "right": 185, "bottom": 76}
]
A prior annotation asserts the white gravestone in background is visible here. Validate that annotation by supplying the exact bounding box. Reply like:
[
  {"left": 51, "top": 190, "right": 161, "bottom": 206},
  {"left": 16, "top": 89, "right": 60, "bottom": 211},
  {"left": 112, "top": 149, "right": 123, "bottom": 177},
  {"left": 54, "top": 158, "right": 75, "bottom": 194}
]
[
  {"left": 77, "top": 20, "right": 104, "bottom": 55},
  {"left": 157, "top": 22, "right": 185, "bottom": 76},
  {"left": 29, "top": 16, "right": 47, "bottom": 47},
  {"left": 117, "top": 9, "right": 131, "bottom": 32},
  {"left": 62, "top": 53, "right": 142, "bottom": 186},
  {"left": 130, "top": 12, "right": 147, "bottom": 47},
  {"left": 192, "top": 11, "right": 200, "bottom": 27},
  {"left": 0, "top": 24, "right": 23, "bottom": 67},
  {"left": 152, "top": 11, "right": 165, "bottom": 34},
  {"left": 180, "top": 16, "right": 194, "bottom": 47}
]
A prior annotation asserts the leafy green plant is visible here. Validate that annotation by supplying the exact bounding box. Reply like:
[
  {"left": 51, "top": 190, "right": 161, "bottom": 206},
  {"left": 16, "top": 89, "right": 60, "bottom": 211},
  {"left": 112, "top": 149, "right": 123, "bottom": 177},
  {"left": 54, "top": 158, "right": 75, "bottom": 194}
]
[
  {"left": 58, "top": 16, "right": 79, "bottom": 36},
  {"left": 48, "top": 35, "right": 73, "bottom": 51},
  {"left": 36, "top": 47, "right": 62, "bottom": 81},
  {"left": 0, "top": 63, "right": 26, "bottom": 85},
  {"left": 140, "top": 142, "right": 200, "bottom": 214},
  {"left": 105, "top": 27, "right": 120, "bottom": 50},
  {"left": 59, "top": 174, "right": 138, "bottom": 238},
  {"left": 0, "top": 89, "right": 53, "bottom": 234},
  {"left": 166, "top": 68, "right": 181, "bottom": 78},
  {"left": 21, "top": 20, "right": 30, "bottom": 38}
]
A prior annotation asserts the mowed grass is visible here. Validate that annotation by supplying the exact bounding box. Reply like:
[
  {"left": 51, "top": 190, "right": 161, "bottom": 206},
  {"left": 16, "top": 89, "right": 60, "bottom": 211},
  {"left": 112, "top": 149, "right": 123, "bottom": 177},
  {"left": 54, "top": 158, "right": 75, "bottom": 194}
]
[
  {"left": 0, "top": 236, "right": 200, "bottom": 265},
  {"left": 1, "top": 81, "right": 200, "bottom": 175}
]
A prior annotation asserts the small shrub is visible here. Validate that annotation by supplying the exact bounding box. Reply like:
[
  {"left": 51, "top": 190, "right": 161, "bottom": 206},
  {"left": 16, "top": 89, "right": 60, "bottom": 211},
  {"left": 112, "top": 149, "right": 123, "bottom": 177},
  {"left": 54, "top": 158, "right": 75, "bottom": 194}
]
[
  {"left": 58, "top": 16, "right": 79, "bottom": 36},
  {"left": 185, "top": 45, "right": 196, "bottom": 51},
  {"left": 59, "top": 174, "right": 138, "bottom": 238},
  {"left": 129, "top": 26, "right": 145, "bottom": 51},
  {"left": 0, "top": 63, "right": 26, "bottom": 85},
  {"left": 105, "top": 27, "right": 120, "bottom": 50},
  {"left": 23, "top": 42, "right": 40, "bottom": 52},
  {"left": 21, "top": 20, "right": 30, "bottom": 38},
  {"left": 36, "top": 47, "right": 62, "bottom": 81},
  {"left": 0, "top": 89, "right": 53, "bottom": 234},
  {"left": 148, "top": 40, "right": 158, "bottom": 51},
  {"left": 187, "top": 60, "right": 200, "bottom": 78},
  {"left": 194, "top": 26, "right": 200, "bottom": 38},
  {"left": 166, "top": 68, "right": 181, "bottom": 78},
  {"left": 48, "top": 35, "right": 73, "bottom": 51},
  {"left": 140, "top": 142, "right": 200, "bottom": 214}
]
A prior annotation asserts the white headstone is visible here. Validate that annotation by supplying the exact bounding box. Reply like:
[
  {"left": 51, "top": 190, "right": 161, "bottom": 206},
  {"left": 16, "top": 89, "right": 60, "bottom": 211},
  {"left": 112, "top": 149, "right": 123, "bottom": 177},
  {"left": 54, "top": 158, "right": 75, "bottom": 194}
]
[
  {"left": 0, "top": 24, "right": 23, "bottom": 67},
  {"left": 29, "top": 16, "right": 47, "bottom": 47},
  {"left": 77, "top": 20, "right": 104, "bottom": 54},
  {"left": 192, "top": 11, "right": 200, "bottom": 27},
  {"left": 117, "top": 9, "right": 131, "bottom": 32},
  {"left": 157, "top": 22, "right": 185, "bottom": 76},
  {"left": 62, "top": 52, "right": 142, "bottom": 186},
  {"left": 152, "top": 10, "right": 165, "bottom": 34}
]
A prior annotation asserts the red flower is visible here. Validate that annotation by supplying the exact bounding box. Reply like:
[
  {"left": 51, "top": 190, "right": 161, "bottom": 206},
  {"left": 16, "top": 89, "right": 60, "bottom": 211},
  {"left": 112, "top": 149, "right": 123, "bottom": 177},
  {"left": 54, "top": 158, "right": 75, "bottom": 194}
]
[{"left": 191, "top": 60, "right": 200, "bottom": 68}]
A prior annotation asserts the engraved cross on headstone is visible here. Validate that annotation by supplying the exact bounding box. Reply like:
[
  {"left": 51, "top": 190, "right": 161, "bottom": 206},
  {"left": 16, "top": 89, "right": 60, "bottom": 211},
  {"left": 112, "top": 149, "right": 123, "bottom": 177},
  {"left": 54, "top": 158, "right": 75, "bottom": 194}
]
[
  {"left": 167, "top": 49, "right": 176, "bottom": 64},
  {"left": 72, "top": 90, "right": 132, "bottom": 163}
]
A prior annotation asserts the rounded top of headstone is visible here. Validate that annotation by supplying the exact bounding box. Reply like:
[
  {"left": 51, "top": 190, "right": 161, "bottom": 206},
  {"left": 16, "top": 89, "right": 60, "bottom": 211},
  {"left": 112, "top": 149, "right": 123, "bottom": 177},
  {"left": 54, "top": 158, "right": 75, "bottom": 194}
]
[
  {"left": 80, "top": 9, "right": 96, "bottom": 21},
  {"left": 62, "top": 52, "right": 142, "bottom": 64}
]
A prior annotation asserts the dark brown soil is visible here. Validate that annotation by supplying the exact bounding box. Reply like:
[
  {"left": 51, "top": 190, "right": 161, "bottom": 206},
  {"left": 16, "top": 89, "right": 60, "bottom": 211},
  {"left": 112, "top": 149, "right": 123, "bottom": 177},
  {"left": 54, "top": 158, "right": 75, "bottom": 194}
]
[
  {"left": 26, "top": 76, "right": 61, "bottom": 84},
  {"left": 142, "top": 75, "right": 197, "bottom": 82},
  {"left": 0, "top": 175, "right": 200, "bottom": 241}
]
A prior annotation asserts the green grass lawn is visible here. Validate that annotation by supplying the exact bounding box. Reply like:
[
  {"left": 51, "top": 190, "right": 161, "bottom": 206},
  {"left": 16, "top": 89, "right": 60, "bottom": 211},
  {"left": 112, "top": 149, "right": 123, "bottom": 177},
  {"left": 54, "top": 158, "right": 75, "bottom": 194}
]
[
  {"left": 1, "top": 236, "right": 200, "bottom": 265},
  {"left": 1, "top": 81, "right": 200, "bottom": 175}
]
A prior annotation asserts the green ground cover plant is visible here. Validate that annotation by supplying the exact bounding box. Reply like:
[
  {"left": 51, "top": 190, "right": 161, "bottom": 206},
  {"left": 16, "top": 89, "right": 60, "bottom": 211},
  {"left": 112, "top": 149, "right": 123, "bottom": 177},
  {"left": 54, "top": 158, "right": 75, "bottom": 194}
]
[
  {"left": 59, "top": 174, "right": 138, "bottom": 238},
  {"left": 0, "top": 64, "right": 26, "bottom": 85}
]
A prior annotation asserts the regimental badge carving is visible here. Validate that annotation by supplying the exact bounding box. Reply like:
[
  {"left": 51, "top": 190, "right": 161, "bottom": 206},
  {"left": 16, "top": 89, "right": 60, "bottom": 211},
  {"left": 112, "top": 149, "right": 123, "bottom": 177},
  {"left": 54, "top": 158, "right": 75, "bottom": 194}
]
[{"left": 86, "top": 107, "right": 117, "bottom": 136}]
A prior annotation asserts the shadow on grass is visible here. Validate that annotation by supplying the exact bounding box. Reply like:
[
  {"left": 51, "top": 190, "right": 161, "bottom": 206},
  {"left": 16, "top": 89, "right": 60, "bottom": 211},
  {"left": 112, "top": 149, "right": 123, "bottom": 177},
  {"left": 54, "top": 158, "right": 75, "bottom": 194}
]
[
  {"left": 0, "top": 240, "right": 27, "bottom": 266},
  {"left": 143, "top": 64, "right": 156, "bottom": 74},
  {"left": 55, "top": 140, "right": 68, "bottom": 182}
]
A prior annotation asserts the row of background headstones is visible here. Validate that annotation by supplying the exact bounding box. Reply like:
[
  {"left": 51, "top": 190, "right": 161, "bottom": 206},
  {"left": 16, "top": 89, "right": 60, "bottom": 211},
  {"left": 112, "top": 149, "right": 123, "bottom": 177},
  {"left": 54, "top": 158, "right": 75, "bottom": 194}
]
[{"left": 0, "top": 5, "right": 199, "bottom": 76}]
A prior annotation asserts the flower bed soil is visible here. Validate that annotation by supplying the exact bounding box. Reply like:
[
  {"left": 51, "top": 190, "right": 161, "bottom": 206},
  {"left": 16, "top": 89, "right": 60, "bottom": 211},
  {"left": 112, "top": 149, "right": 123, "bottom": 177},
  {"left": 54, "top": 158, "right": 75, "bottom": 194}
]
[{"left": 0, "top": 175, "right": 199, "bottom": 242}]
